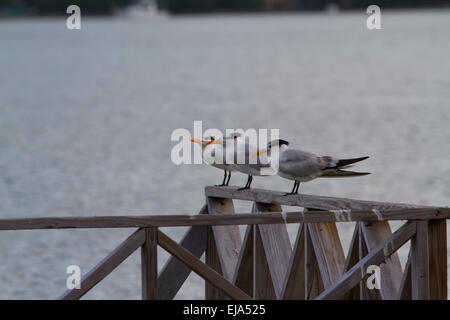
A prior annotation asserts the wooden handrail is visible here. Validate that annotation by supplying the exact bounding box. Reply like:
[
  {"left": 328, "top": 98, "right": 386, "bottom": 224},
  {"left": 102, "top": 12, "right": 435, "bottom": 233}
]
[
  {"left": 205, "top": 186, "right": 437, "bottom": 210},
  {"left": 2, "top": 187, "right": 447, "bottom": 300},
  {"left": 0, "top": 208, "right": 447, "bottom": 231}
]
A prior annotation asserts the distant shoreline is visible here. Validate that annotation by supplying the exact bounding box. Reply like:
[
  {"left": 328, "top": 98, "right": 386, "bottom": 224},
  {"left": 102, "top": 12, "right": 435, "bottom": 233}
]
[
  {"left": 0, "top": 7, "right": 449, "bottom": 20},
  {"left": 1, "top": 3, "right": 450, "bottom": 18}
]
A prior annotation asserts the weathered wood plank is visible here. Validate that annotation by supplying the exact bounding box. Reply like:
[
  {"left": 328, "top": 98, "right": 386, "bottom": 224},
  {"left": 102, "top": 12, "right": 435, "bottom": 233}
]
[
  {"left": 157, "top": 205, "right": 208, "bottom": 300},
  {"left": 411, "top": 220, "right": 430, "bottom": 300},
  {"left": 360, "top": 221, "right": 403, "bottom": 299},
  {"left": 232, "top": 225, "right": 253, "bottom": 297},
  {"left": 0, "top": 208, "right": 447, "bottom": 231},
  {"left": 342, "top": 224, "right": 360, "bottom": 300},
  {"left": 141, "top": 227, "right": 158, "bottom": 300},
  {"left": 344, "top": 224, "right": 360, "bottom": 273},
  {"left": 428, "top": 219, "right": 447, "bottom": 299},
  {"left": 254, "top": 202, "right": 292, "bottom": 299},
  {"left": 207, "top": 197, "right": 242, "bottom": 281},
  {"left": 253, "top": 225, "right": 277, "bottom": 299},
  {"left": 315, "top": 221, "right": 416, "bottom": 300},
  {"left": 60, "top": 229, "right": 145, "bottom": 300},
  {"left": 157, "top": 230, "right": 251, "bottom": 300},
  {"left": 205, "top": 186, "right": 436, "bottom": 211},
  {"left": 281, "top": 224, "right": 306, "bottom": 300},
  {"left": 305, "top": 226, "right": 324, "bottom": 299},
  {"left": 205, "top": 226, "right": 226, "bottom": 299},
  {"left": 308, "top": 222, "right": 345, "bottom": 288},
  {"left": 397, "top": 253, "right": 412, "bottom": 300}
]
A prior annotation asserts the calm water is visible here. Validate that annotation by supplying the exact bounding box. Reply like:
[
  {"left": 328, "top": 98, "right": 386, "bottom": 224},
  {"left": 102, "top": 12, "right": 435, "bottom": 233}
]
[{"left": 0, "top": 10, "right": 449, "bottom": 299}]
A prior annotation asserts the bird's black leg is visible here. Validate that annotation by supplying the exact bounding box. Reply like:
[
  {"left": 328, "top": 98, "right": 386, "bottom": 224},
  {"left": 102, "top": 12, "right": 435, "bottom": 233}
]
[
  {"left": 215, "top": 170, "right": 227, "bottom": 186},
  {"left": 225, "top": 171, "right": 231, "bottom": 186},
  {"left": 291, "top": 181, "right": 298, "bottom": 194},
  {"left": 247, "top": 175, "right": 253, "bottom": 189},
  {"left": 238, "top": 175, "right": 252, "bottom": 191},
  {"left": 283, "top": 180, "right": 299, "bottom": 196},
  {"left": 294, "top": 181, "right": 300, "bottom": 194}
]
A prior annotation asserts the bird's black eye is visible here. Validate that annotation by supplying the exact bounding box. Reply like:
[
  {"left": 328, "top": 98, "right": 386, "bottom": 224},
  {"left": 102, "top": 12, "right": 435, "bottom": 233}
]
[{"left": 211, "top": 137, "right": 215, "bottom": 141}]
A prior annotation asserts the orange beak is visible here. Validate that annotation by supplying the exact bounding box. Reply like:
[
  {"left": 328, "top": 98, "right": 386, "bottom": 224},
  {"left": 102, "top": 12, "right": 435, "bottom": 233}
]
[
  {"left": 250, "top": 149, "right": 268, "bottom": 158},
  {"left": 189, "top": 138, "right": 222, "bottom": 146},
  {"left": 189, "top": 138, "right": 203, "bottom": 144},
  {"left": 205, "top": 139, "right": 222, "bottom": 146}
]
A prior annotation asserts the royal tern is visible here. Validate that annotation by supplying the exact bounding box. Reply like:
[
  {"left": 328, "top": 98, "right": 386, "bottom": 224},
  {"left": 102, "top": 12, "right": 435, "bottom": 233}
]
[
  {"left": 252, "top": 139, "right": 370, "bottom": 195},
  {"left": 190, "top": 134, "right": 238, "bottom": 186},
  {"left": 227, "top": 135, "right": 275, "bottom": 190}
]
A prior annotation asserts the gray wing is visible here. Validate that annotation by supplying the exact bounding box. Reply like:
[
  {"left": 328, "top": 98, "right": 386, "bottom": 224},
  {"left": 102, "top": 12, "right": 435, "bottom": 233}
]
[{"left": 279, "top": 149, "right": 334, "bottom": 178}]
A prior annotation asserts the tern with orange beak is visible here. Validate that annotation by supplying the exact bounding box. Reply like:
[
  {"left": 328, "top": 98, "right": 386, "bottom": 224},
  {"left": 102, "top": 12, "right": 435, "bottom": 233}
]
[
  {"left": 189, "top": 135, "right": 236, "bottom": 186},
  {"left": 227, "top": 134, "right": 276, "bottom": 190},
  {"left": 251, "top": 139, "right": 370, "bottom": 195}
]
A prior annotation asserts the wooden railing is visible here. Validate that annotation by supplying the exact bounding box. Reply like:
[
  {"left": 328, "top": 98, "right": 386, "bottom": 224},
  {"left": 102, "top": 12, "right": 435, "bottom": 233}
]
[{"left": 0, "top": 186, "right": 448, "bottom": 300}]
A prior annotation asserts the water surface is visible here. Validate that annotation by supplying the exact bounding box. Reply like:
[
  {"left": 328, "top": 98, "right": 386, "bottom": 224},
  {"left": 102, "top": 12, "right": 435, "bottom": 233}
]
[{"left": 0, "top": 11, "right": 449, "bottom": 299}]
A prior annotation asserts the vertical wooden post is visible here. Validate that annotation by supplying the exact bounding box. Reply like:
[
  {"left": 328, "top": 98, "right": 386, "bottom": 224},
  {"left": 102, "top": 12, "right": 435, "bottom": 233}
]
[
  {"left": 253, "top": 202, "right": 292, "bottom": 299},
  {"left": 308, "top": 222, "right": 345, "bottom": 289},
  {"left": 342, "top": 223, "right": 360, "bottom": 300},
  {"left": 205, "top": 226, "right": 227, "bottom": 299},
  {"left": 281, "top": 224, "right": 306, "bottom": 300},
  {"left": 205, "top": 197, "right": 241, "bottom": 299},
  {"left": 360, "top": 221, "right": 403, "bottom": 299},
  {"left": 141, "top": 227, "right": 158, "bottom": 300},
  {"left": 206, "top": 197, "right": 242, "bottom": 281},
  {"left": 305, "top": 225, "right": 323, "bottom": 299},
  {"left": 232, "top": 225, "right": 254, "bottom": 297},
  {"left": 397, "top": 253, "right": 412, "bottom": 300},
  {"left": 428, "top": 219, "right": 447, "bottom": 300},
  {"left": 411, "top": 220, "right": 430, "bottom": 300},
  {"left": 358, "top": 222, "right": 381, "bottom": 300},
  {"left": 253, "top": 224, "right": 277, "bottom": 299}
]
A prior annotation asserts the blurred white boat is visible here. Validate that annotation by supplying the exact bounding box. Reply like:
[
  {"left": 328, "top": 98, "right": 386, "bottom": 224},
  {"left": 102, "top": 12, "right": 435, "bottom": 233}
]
[
  {"left": 325, "top": 3, "right": 340, "bottom": 14},
  {"left": 116, "top": 0, "right": 167, "bottom": 18}
]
